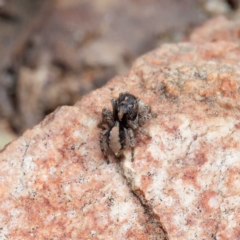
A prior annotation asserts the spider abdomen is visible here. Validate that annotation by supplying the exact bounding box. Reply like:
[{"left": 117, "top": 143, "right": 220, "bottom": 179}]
[{"left": 108, "top": 122, "right": 122, "bottom": 157}]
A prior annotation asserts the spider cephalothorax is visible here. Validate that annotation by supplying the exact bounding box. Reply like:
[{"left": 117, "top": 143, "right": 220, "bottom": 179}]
[
  {"left": 113, "top": 92, "right": 139, "bottom": 122},
  {"left": 98, "top": 92, "right": 156, "bottom": 162}
]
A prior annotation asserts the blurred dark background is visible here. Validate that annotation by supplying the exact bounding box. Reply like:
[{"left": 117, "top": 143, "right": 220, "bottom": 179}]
[{"left": 0, "top": 0, "right": 239, "bottom": 149}]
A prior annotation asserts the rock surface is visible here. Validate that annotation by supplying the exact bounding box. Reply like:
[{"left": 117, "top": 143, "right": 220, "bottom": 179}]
[
  {"left": 2, "top": 19, "right": 240, "bottom": 239},
  {"left": 0, "top": 106, "right": 165, "bottom": 239},
  {"left": 123, "top": 40, "right": 240, "bottom": 239},
  {"left": 189, "top": 15, "right": 240, "bottom": 43}
]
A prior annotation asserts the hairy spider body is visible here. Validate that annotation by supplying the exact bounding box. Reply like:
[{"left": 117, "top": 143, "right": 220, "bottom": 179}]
[{"left": 98, "top": 92, "right": 156, "bottom": 162}]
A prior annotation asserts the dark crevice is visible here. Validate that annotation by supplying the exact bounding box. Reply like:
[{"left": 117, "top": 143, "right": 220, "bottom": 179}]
[
  {"left": 118, "top": 162, "right": 168, "bottom": 239},
  {"left": 132, "top": 189, "right": 169, "bottom": 240}
]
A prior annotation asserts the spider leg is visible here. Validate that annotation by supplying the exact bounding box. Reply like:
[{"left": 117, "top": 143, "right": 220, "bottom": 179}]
[
  {"left": 127, "top": 118, "right": 138, "bottom": 130},
  {"left": 128, "top": 128, "right": 135, "bottom": 161},
  {"left": 99, "top": 129, "right": 110, "bottom": 163},
  {"left": 111, "top": 98, "right": 118, "bottom": 120},
  {"left": 138, "top": 106, "right": 157, "bottom": 126},
  {"left": 121, "top": 127, "right": 129, "bottom": 150},
  {"left": 138, "top": 102, "right": 157, "bottom": 126},
  {"left": 138, "top": 128, "right": 151, "bottom": 138},
  {"left": 98, "top": 108, "right": 115, "bottom": 129},
  {"left": 127, "top": 119, "right": 151, "bottom": 138}
]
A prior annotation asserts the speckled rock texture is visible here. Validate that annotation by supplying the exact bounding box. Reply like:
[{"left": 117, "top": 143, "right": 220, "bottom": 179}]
[
  {"left": 123, "top": 40, "right": 240, "bottom": 240},
  {"left": 2, "top": 19, "right": 240, "bottom": 239},
  {"left": 0, "top": 106, "right": 165, "bottom": 239},
  {"left": 189, "top": 15, "right": 240, "bottom": 43}
]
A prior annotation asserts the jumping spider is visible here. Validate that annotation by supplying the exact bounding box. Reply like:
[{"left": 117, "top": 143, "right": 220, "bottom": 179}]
[{"left": 98, "top": 92, "right": 156, "bottom": 162}]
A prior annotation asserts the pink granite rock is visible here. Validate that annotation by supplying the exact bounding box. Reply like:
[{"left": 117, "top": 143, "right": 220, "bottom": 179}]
[
  {"left": 189, "top": 16, "right": 240, "bottom": 43},
  {"left": 0, "top": 105, "right": 165, "bottom": 239},
  {"left": 2, "top": 22, "right": 240, "bottom": 240},
  {"left": 120, "top": 40, "right": 240, "bottom": 239}
]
